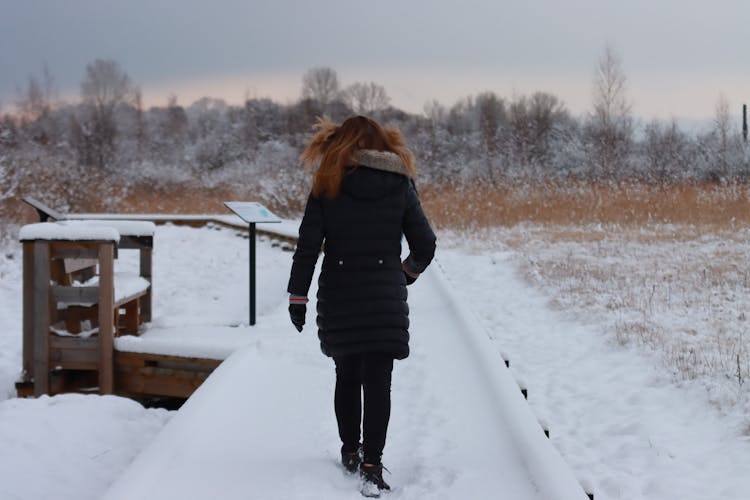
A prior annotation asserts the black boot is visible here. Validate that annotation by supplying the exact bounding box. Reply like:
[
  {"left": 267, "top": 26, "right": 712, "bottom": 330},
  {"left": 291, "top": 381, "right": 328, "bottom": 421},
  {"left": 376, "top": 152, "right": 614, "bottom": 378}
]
[
  {"left": 341, "top": 445, "right": 362, "bottom": 474},
  {"left": 360, "top": 462, "right": 390, "bottom": 497}
]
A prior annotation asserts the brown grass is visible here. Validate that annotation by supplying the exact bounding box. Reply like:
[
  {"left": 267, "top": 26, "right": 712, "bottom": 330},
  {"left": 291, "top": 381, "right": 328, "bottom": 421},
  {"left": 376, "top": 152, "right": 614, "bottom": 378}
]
[
  {"left": 420, "top": 180, "right": 750, "bottom": 229},
  {"left": 1, "top": 180, "right": 309, "bottom": 228},
  {"left": 496, "top": 222, "right": 750, "bottom": 394},
  {"left": 116, "top": 184, "right": 242, "bottom": 215},
  {"left": 2, "top": 177, "right": 749, "bottom": 230},
  {"left": 114, "top": 183, "right": 310, "bottom": 219}
]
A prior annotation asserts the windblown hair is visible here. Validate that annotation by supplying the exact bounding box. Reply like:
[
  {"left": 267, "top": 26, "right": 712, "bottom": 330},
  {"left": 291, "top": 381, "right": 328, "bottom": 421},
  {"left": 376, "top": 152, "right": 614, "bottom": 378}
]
[{"left": 301, "top": 115, "right": 416, "bottom": 199}]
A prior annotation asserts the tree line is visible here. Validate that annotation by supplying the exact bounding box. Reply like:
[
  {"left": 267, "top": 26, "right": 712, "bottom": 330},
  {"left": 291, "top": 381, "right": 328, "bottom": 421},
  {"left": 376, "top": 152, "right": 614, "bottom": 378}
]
[{"left": 1, "top": 48, "right": 748, "bottom": 211}]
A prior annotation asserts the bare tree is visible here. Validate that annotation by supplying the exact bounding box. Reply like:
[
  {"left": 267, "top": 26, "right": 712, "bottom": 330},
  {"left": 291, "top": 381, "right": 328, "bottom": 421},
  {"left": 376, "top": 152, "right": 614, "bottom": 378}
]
[
  {"left": 589, "top": 44, "right": 632, "bottom": 177},
  {"left": 162, "top": 94, "right": 189, "bottom": 139},
  {"left": 343, "top": 82, "right": 390, "bottom": 115},
  {"left": 14, "top": 65, "right": 58, "bottom": 144},
  {"left": 476, "top": 91, "right": 504, "bottom": 183},
  {"left": 152, "top": 94, "right": 189, "bottom": 164},
  {"left": 423, "top": 99, "right": 446, "bottom": 127},
  {"left": 446, "top": 96, "right": 477, "bottom": 135},
  {"left": 16, "top": 73, "right": 52, "bottom": 123},
  {"left": 132, "top": 87, "right": 146, "bottom": 158},
  {"left": 714, "top": 93, "right": 732, "bottom": 178},
  {"left": 300, "top": 66, "right": 341, "bottom": 111},
  {"left": 509, "top": 92, "right": 568, "bottom": 171},
  {"left": 0, "top": 158, "right": 18, "bottom": 202},
  {"left": 81, "top": 59, "right": 133, "bottom": 110},
  {"left": 529, "top": 92, "right": 567, "bottom": 150},
  {"left": 77, "top": 59, "right": 134, "bottom": 169},
  {"left": 707, "top": 93, "right": 747, "bottom": 180},
  {"left": 420, "top": 99, "right": 448, "bottom": 173},
  {"left": 644, "top": 119, "right": 688, "bottom": 180}
]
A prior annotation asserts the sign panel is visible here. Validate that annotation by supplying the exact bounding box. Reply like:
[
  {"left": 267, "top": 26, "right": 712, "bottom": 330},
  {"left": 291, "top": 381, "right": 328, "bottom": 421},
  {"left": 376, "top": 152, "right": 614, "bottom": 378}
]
[
  {"left": 223, "top": 201, "right": 282, "bottom": 326},
  {"left": 224, "top": 202, "right": 281, "bottom": 224}
]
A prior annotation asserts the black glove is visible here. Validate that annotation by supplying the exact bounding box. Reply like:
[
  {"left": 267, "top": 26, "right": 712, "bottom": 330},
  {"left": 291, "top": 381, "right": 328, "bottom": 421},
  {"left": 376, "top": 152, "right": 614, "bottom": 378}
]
[
  {"left": 402, "top": 260, "right": 419, "bottom": 285},
  {"left": 403, "top": 270, "right": 417, "bottom": 285},
  {"left": 289, "top": 303, "right": 306, "bottom": 332}
]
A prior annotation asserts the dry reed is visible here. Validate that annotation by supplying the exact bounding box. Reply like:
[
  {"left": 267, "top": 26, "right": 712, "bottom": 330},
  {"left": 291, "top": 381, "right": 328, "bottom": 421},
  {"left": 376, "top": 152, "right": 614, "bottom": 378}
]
[{"left": 420, "top": 180, "right": 750, "bottom": 229}]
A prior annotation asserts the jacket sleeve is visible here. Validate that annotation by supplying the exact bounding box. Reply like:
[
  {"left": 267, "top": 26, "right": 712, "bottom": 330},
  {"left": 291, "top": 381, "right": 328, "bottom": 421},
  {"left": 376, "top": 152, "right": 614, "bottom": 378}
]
[
  {"left": 402, "top": 181, "right": 436, "bottom": 275},
  {"left": 287, "top": 193, "right": 324, "bottom": 296}
]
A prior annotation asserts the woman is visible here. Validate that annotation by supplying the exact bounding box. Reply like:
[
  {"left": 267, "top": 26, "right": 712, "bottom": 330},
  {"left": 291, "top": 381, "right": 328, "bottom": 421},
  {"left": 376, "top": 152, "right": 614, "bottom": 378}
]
[{"left": 287, "top": 115, "right": 436, "bottom": 497}]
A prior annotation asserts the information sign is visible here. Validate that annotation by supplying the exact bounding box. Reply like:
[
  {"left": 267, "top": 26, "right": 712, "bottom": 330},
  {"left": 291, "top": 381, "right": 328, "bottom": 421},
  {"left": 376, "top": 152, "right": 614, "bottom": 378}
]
[
  {"left": 224, "top": 202, "right": 281, "bottom": 224},
  {"left": 223, "top": 202, "right": 282, "bottom": 326}
]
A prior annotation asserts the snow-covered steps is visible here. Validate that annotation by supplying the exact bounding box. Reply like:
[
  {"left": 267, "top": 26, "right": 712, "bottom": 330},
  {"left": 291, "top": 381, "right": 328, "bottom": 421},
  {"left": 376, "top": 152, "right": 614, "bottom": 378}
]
[
  {"left": 115, "top": 325, "right": 258, "bottom": 360},
  {"left": 112, "top": 326, "right": 260, "bottom": 398},
  {"left": 103, "top": 266, "right": 589, "bottom": 500}
]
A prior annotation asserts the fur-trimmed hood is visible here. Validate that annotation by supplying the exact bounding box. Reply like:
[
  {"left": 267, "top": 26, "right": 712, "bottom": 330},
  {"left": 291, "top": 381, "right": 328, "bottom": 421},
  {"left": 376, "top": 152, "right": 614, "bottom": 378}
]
[
  {"left": 350, "top": 149, "right": 413, "bottom": 178},
  {"left": 340, "top": 149, "right": 412, "bottom": 201}
]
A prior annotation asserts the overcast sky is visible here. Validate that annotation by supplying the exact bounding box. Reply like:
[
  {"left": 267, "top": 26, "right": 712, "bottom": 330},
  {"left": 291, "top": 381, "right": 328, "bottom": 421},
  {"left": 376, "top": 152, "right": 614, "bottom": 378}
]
[{"left": 1, "top": 0, "right": 748, "bottom": 125}]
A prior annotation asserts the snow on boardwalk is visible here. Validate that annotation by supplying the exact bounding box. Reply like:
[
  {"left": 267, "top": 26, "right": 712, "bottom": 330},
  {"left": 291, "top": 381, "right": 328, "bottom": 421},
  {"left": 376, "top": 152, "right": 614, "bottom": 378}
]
[{"left": 103, "top": 264, "right": 587, "bottom": 500}]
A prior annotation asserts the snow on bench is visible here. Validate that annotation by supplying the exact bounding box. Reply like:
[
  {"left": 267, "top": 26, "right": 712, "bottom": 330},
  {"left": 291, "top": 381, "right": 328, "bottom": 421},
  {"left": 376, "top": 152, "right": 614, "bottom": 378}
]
[
  {"left": 19, "top": 219, "right": 156, "bottom": 240},
  {"left": 20, "top": 221, "right": 120, "bottom": 242},
  {"left": 72, "top": 220, "right": 156, "bottom": 237},
  {"left": 58, "top": 272, "right": 151, "bottom": 308},
  {"left": 114, "top": 273, "right": 151, "bottom": 305}
]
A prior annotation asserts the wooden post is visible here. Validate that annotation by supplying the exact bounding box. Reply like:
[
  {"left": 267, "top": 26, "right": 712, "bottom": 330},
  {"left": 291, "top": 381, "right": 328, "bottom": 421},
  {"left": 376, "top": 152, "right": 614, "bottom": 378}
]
[
  {"left": 139, "top": 246, "right": 152, "bottom": 323},
  {"left": 123, "top": 300, "right": 140, "bottom": 334},
  {"left": 22, "top": 243, "right": 34, "bottom": 383},
  {"left": 32, "top": 241, "right": 50, "bottom": 396},
  {"left": 98, "top": 243, "right": 115, "bottom": 394},
  {"left": 249, "top": 222, "right": 256, "bottom": 326}
]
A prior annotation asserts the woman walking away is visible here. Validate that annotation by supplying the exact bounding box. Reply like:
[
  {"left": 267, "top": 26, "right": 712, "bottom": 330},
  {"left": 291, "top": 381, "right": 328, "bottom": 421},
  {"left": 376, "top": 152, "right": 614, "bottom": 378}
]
[{"left": 287, "top": 115, "right": 436, "bottom": 497}]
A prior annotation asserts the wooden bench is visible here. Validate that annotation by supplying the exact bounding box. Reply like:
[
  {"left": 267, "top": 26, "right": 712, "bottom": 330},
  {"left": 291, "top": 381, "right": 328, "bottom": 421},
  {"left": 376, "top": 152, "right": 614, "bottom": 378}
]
[
  {"left": 17, "top": 197, "right": 288, "bottom": 401},
  {"left": 21, "top": 198, "right": 154, "bottom": 318},
  {"left": 17, "top": 220, "right": 154, "bottom": 396}
]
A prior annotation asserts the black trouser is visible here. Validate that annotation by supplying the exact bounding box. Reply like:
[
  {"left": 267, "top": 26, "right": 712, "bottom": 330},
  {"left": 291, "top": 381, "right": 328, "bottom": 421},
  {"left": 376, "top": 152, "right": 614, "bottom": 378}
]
[{"left": 333, "top": 353, "right": 394, "bottom": 465}]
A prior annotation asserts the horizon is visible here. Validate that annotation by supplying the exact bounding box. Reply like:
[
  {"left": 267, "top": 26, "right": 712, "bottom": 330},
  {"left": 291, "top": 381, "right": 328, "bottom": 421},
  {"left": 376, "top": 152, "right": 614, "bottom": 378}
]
[
  {"left": 2, "top": 1, "right": 748, "bottom": 132},
  {"left": 11, "top": 67, "right": 724, "bottom": 135}
]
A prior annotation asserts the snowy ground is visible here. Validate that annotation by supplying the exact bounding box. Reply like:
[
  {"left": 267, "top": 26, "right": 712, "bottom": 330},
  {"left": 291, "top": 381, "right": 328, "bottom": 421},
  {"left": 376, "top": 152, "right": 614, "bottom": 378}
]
[
  {"left": 437, "top": 231, "right": 750, "bottom": 500},
  {"left": 102, "top": 264, "right": 580, "bottom": 500},
  {"left": 1, "top": 223, "right": 749, "bottom": 499}
]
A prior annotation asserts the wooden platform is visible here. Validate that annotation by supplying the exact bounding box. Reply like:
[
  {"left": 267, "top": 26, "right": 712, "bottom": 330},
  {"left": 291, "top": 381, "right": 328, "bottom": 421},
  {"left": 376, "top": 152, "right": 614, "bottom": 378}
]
[
  {"left": 16, "top": 350, "right": 222, "bottom": 399},
  {"left": 115, "top": 351, "right": 222, "bottom": 399},
  {"left": 17, "top": 198, "right": 298, "bottom": 401}
]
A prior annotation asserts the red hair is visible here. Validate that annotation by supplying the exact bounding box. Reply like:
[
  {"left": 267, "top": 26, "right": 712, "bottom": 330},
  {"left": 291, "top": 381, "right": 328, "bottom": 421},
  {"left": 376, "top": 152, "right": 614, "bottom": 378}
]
[{"left": 301, "top": 115, "right": 416, "bottom": 198}]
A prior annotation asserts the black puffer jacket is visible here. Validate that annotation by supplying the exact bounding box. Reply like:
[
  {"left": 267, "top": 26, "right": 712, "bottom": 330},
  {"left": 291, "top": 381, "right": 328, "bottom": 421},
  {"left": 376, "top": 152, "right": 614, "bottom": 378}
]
[{"left": 287, "top": 150, "right": 436, "bottom": 359}]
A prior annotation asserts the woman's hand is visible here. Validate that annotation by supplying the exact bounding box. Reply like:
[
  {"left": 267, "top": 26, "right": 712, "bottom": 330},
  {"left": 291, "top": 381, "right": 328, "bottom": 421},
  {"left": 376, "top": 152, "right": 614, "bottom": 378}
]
[{"left": 289, "top": 295, "right": 308, "bottom": 332}]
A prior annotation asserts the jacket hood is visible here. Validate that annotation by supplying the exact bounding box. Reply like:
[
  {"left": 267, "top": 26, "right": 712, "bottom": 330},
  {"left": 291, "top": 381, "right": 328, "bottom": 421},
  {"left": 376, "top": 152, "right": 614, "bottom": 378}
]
[
  {"left": 350, "top": 149, "right": 413, "bottom": 178},
  {"left": 341, "top": 149, "right": 412, "bottom": 200}
]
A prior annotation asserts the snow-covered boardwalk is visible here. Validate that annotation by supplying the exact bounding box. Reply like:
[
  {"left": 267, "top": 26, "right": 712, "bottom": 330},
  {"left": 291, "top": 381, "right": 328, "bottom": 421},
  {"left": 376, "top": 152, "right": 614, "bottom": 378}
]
[{"left": 103, "top": 262, "right": 588, "bottom": 500}]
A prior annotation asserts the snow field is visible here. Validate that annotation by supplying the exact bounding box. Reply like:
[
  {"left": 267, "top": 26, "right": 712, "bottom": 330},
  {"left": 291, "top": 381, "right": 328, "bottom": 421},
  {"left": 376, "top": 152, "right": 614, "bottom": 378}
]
[
  {"left": 0, "top": 394, "right": 171, "bottom": 500},
  {"left": 437, "top": 233, "right": 750, "bottom": 500},
  {"left": 0, "top": 223, "right": 748, "bottom": 499}
]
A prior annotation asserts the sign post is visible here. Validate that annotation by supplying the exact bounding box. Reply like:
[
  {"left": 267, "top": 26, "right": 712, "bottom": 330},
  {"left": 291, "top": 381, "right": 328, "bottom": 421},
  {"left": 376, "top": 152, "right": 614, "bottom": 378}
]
[{"left": 223, "top": 202, "right": 281, "bottom": 325}]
